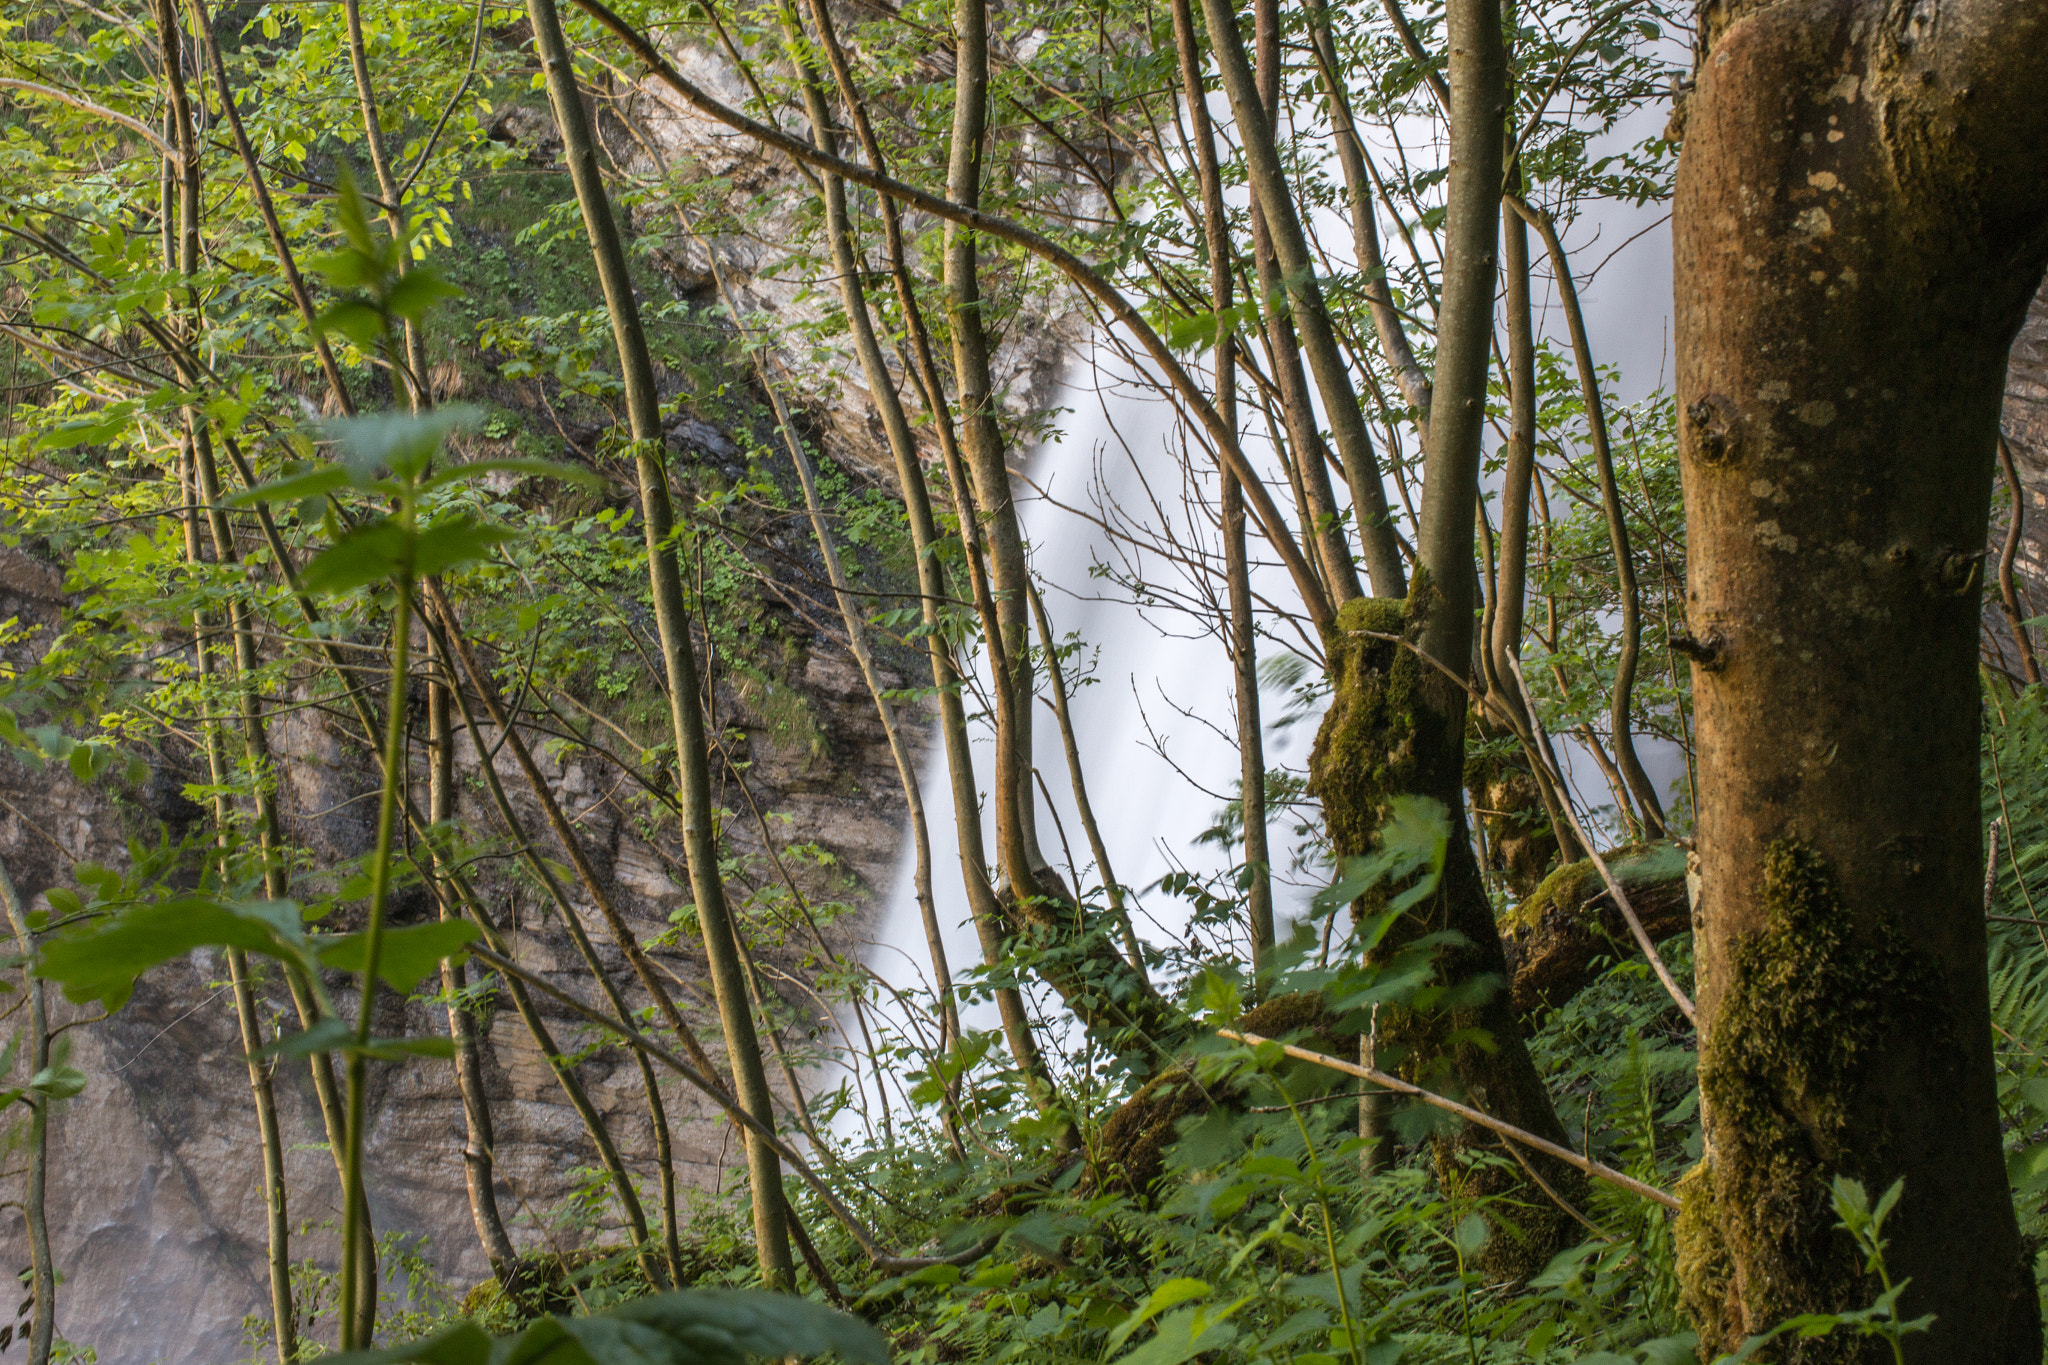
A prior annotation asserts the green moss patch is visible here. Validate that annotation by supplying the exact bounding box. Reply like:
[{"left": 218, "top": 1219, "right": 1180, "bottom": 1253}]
[{"left": 1678, "top": 840, "right": 1946, "bottom": 1358}]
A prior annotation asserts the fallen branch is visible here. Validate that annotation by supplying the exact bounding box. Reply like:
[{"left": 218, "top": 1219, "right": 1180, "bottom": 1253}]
[{"left": 1218, "top": 1028, "right": 1680, "bottom": 1210}]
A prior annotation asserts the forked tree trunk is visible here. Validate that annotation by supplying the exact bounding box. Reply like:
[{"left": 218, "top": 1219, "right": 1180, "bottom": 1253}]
[{"left": 1674, "top": 0, "right": 2048, "bottom": 1356}]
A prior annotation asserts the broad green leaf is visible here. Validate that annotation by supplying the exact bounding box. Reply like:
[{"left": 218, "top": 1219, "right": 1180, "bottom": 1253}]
[
  {"left": 326, "top": 1289, "right": 888, "bottom": 1365},
  {"left": 227, "top": 463, "right": 351, "bottom": 508},
  {"left": 418, "top": 457, "right": 605, "bottom": 495},
  {"left": 600, "top": 1289, "right": 891, "bottom": 1364},
  {"left": 1638, "top": 1333, "right": 1702, "bottom": 1365},
  {"left": 37, "top": 897, "right": 307, "bottom": 1010},
  {"left": 412, "top": 516, "right": 516, "bottom": 578},
  {"left": 384, "top": 266, "right": 462, "bottom": 321},
  {"left": 324, "top": 1320, "right": 494, "bottom": 1365},
  {"left": 300, "top": 520, "right": 408, "bottom": 595},
  {"left": 1105, "top": 1279, "right": 1210, "bottom": 1355},
  {"left": 1115, "top": 1305, "right": 1241, "bottom": 1365},
  {"left": 28, "top": 1065, "right": 85, "bottom": 1100},
  {"left": 334, "top": 166, "right": 379, "bottom": 258},
  {"left": 316, "top": 299, "right": 387, "bottom": 347},
  {"left": 259, "top": 1017, "right": 352, "bottom": 1060},
  {"left": 260, "top": 1018, "right": 457, "bottom": 1063},
  {"left": 318, "top": 919, "right": 478, "bottom": 992},
  {"left": 324, "top": 406, "right": 479, "bottom": 482}
]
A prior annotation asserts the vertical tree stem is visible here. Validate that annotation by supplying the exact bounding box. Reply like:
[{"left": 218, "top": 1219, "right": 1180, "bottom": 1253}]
[
  {"left": 0, "top": 859, "right": 55, "bottom": 1365},
  {"left": 525, "top": 0, "right": 790, "bottom": 1283}
]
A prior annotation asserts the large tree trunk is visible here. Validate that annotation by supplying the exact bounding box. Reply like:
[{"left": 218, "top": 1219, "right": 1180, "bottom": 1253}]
[{"left": 1674, "top": 0, "right": 2048, "bottom": 1356}]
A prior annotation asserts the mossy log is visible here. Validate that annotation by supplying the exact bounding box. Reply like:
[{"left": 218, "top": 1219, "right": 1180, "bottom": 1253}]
[
  {"left": 1498, "top": 842, "right": 1692, "bottom": 1018},
  {"left": 1090, "top": 992, "right": 1358, "bottom": 1198}
]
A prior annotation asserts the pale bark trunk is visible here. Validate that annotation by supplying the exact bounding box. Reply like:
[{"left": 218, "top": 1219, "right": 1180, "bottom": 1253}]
[
  {"left": 1674, "top": 0, "right": 2048, "bottom": 1356},
  {"left": 526, "top": 0, "right": 790, "bottom": 1286}
]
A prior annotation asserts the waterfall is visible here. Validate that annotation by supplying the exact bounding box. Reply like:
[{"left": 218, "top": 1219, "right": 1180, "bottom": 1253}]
[{"left": 843, "top": 99, "right": 1684, "bottom": 1130}]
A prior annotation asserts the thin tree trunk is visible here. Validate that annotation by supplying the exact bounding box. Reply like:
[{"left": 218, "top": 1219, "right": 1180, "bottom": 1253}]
[
  {"left": 1996, "top": 436, "right": 2040, "bottom": 686},
  {"left": 1025, "top": 583, "right": 1149, "bottom": 983},
  {"left": 1510, "top": 198, "right": 1664, "bottom": 836},
  {"left": 1246, "top": 0, "right": 1362, "bottom": 608},
  {"left": 781, "top": 35, "right": 962, "bottom": 1047},
  {"left": 525, "top": 0, "right": 791, "bottom": 1286},
  {"left": 1305, "top": 0, "right": 1431, "bottom": 424},
  {"left": 790, "top": 0, "right": 1057, "bottom": 1100},
  {"left": 1, "top": 859, "right": 55, "bottom": 1365},
  {"left": 151, "top": 11, "right": 318, "bottom": 1341},
  {"left": 1488, "top": 186, "right": 1580, "bottom": 868},
  {"left": 180, "top": 441, "right": 296, "bottom": 1364},
  {"left": 1673, "top": 0, "right": 2048, "bottom": 1353},
  {"left": 339, "top": 0, "right": 430, "bottom": 407},
  {"left": 944, "top": 0, "right": 1051, "bottom": 886},
  {"left": 1194, "top": 0, "right": 1405, "bottom": 596},
  {"left": 1172, "top": 0, "right": 1276, "bottom": 1036},
  {"left": 427, "top": 672, "right": 522, "bottom": 1282},
  {"left": 422, "top": 602, "right": 669, "bottom": 1285}
]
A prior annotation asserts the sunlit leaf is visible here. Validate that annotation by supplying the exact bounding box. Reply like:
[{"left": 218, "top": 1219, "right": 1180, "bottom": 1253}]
[
  {"left": 385, "top": 266, "right": 462, "bottom": 321},
  {"left": 317, "top": 919, "right": 478, "bottom": 992}
]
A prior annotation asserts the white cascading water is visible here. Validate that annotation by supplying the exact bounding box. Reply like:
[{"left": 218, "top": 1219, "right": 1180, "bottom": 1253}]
[{"left": 844, "top": 343, "right": 1320, "bottom": 1123}]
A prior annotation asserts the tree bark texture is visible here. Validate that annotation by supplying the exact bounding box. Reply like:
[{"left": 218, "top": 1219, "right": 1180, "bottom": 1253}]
[{"left": 1675, "top": 0, "right": 2048, "bottom": 1355}]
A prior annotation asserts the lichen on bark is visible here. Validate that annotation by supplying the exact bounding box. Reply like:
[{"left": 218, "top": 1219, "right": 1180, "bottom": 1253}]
[{"left": 1679, "top": 841, "right": 1944, "bottom": 1360}]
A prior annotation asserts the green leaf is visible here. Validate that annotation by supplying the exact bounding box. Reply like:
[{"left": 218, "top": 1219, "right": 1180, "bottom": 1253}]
[
  {"left": 1106, "top": 1279, "right": 1210, "bottom": 1355},
  {"left": 316, "top": 299, "right": 387, "bottom": 347},
  {"left": 360, "top": 1034, "right": 458, "bottom": 1061},
  {"left": 28, "top": 1065, "right": 85, "bottom": 1100},
  {"left": 324, "top": 406, "right": 479, "bottom": 482},
  {"left": 335, "top": 165, "right": 379, "bottom": 258},
  {"left": 227, "top": 463, "right": 352, "bottom": 508},
  {"left": 1638, "top": 1333, "right": 1701, "bottom": 1365},
  {"left": 326, "top": 1288, "right": 889, "bottom": 1365},
  {"left": 307, "top": 248, "right": 384, "bottom": 290},
  {"left": 324, "top": 1321, "right": 494, "bottom": 1364},
  {"left": 259, "top": 1017, "right": 353, "bottom": 1060},
  {"left": 1114, "top": 1305, "right": 1240, "bottom": 1365},
  {"left": 412, "top": 516, "right": 516, "bottom": 578},
  {"left": 300, "top": 520, "right": 408, "bottom": 595},
  {"left": 37, "top": 897, "right": 306, "bottom": 1011},
  {"left": 318, "top": 919, "right": 479, "bottom": 992},
  {"left": 384, "top": 266, "right": 463, "bottom": 321}
]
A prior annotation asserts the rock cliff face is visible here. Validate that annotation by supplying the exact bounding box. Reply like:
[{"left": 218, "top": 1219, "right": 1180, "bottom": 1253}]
[
  {"left": 0, "top": 523, "right": 928, "bottom": 1363},
  {"left": 0, "top": 77, "right": 987, "bottom": 1357}
]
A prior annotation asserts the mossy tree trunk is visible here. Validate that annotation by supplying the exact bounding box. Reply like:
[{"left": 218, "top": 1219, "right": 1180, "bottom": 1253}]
[
  {"left": 1674, "top": 0, "right": 2048, "bottom": 1356},
  {"left": 1303, "top": 0, "right": 1586, "bottom": 1278},
  {"left": 1310, "top": 597, "right": 1584, "bottom": 1276}
]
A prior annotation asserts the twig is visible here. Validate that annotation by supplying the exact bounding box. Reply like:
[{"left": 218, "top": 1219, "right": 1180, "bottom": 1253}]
[{"left": 1218, "top": 1029, "right": 1680, "bottom": 1210}]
